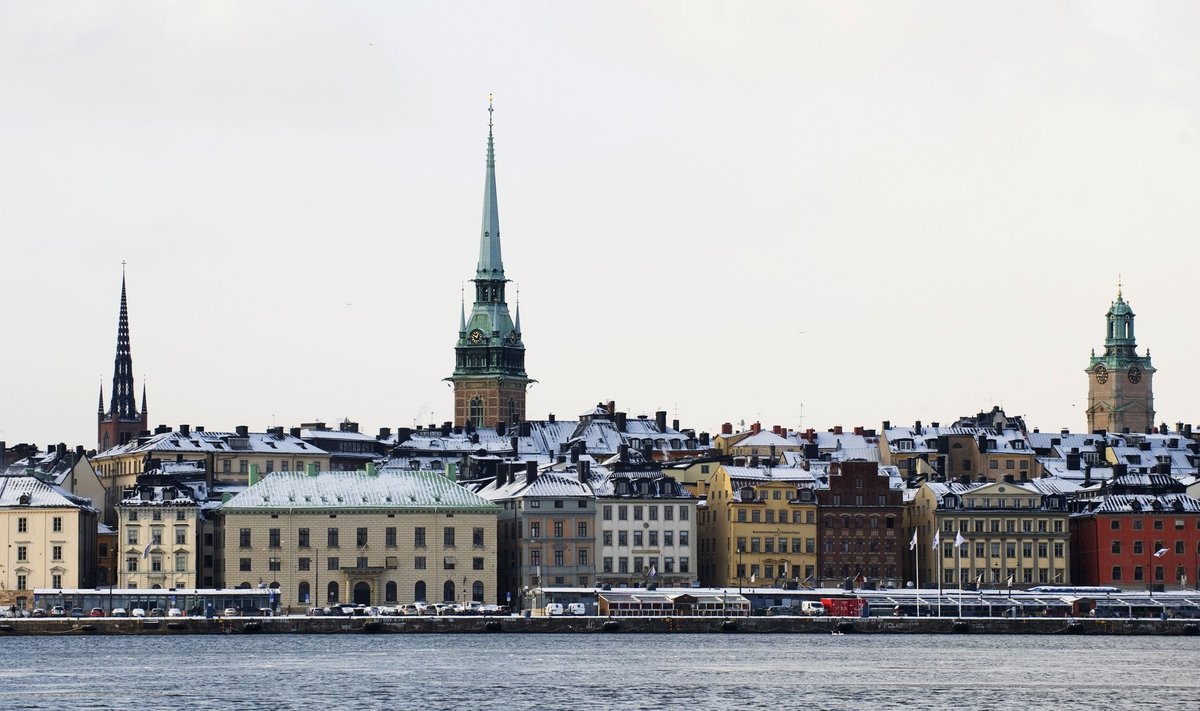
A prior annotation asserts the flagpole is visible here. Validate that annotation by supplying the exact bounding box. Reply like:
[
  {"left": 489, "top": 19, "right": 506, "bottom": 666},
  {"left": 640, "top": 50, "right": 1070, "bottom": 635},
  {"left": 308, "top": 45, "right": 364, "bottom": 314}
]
[
  {"left": 956, "top": 538, "right": 962, "bottom": 618},
  {"left": 914, "top": 534, "right": 920, "bottom": 619}
]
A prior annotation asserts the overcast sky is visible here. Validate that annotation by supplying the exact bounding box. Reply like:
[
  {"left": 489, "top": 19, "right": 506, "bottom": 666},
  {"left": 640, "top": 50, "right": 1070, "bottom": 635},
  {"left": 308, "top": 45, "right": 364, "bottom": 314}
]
[{"left": 2, "top": 1, "right": 1198, "bottom": 450}]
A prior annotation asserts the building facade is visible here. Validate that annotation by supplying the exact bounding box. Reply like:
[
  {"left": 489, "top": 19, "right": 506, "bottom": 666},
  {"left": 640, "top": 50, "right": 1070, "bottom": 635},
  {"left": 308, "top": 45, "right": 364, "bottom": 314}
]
[
  {"left": 1086, "top": 289, "right": 1155, "bottom": 435},
  {"left": 116, "top": 475, "right": 206, "bottom": 590},
  {"left": 595, "top": 462, "right": 698, "bottom": 589},
  {"left": 816, "top": 460, "right": 905, "bottom": 588},
  {"left": 448, "top": 102, "right": 530, "bottom": 429},
  {"left": 219, "top": 468, "right": 498, "bottom": 611},
  {"left": 0, "top": 477, "right": 99, "bottom": 609}
]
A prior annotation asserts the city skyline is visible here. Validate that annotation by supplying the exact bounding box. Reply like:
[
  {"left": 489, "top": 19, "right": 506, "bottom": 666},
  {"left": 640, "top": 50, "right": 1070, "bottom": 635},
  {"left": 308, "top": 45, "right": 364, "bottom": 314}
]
[{"left": 3, "top": 2, "right": 1199, "bottom": 447}]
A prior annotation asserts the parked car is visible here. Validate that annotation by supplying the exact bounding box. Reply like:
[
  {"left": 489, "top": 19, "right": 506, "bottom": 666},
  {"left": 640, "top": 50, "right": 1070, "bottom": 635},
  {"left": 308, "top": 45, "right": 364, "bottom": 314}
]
[
  {"left": 464, "top": 602, "right": 484, "bottom": 615},
  {"left": 110, "top": 608, "right": 128, "bottom": 618},
  {"left": 800, "top": 601, "right": 826, "bottom": 616},
  {"left": 88, "top": 608, "right": 105, "bottom": 618},
  {"left": 49, "top": 606, "right": 67, "bottom": 617},
  {"left": 545, "top": 603, "right": 564, "bottom": 616},
  {"left": 480, "top": 604, "right": 501, "bottom": 615},
  {"left": 222, "top": 608, "right": 239, "bottom": 618},
  {"left": 765, "top": 605, "right": 798, "bottom": 617},
  {"left": 420, "top": 603, "right": 438, "bottom": 616},
  {"left": 148, "top": 608, "right": 165, "bottom": 618},
  {"left": 306, "top": 607, "right": 326, "bottom": 616},
  {"left": 167, "top": 608, "right": 184, "bottom": 617},
  {"left": 131, "top": 608, "right": 146, "bottom": 618},
  {"left": 31, "top": 608, "right": 48, "bottom": 618},
  {"left": 257, "top": 608, "right": 275, "bottom": 617}
]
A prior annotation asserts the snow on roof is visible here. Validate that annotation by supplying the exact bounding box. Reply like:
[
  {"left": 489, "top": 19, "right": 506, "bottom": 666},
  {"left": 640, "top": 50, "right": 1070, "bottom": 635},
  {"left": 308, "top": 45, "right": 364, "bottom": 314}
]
[
  {"left": 0, "top": 476, "right": 96, "bottom": 511},
  {"left": 221, "top": 470, "right": 499, "bottom": 512},
  {"left": 475, "top": 471, "right": 595, "bottom": 502},
  {"left": 731, "top": 431, "right": 793, "bottom": 448},
  {"left": 97, "top": 430, "right": 327, "bottom": 458}
]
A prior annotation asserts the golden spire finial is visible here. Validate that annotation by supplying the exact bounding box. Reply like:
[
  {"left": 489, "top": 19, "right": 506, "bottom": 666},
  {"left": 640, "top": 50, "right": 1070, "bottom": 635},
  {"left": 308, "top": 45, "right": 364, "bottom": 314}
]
[{"left": 1117, "top": 274, "right": 1123, "bottom": 299}]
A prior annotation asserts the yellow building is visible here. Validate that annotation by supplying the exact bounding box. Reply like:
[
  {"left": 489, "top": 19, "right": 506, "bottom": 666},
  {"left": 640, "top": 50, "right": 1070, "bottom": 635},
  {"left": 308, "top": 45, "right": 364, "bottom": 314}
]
[
  {"left": 696, "top": 463, "right": 818, "bottom": 588},
  {"left": 116, "top": 478, "right": 207, "bottom": 590},
  {"left": 911, "top": 479, "right": 1071, "bottom": 589},
  {"left": 219, "top": 467, "right": 499, "bottom": 612},
  {"left": 0, "top": 476, "right": 99, "bottom": 609},
  {"left": 880, "top": 424, "right": 1039, "bottom": 483}
]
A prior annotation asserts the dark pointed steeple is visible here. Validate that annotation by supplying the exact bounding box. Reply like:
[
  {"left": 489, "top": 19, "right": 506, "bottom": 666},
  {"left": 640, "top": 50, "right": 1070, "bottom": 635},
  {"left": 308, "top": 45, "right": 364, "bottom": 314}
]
[{"left": 98, "top": 265, "right": 148, "bottom": 450}]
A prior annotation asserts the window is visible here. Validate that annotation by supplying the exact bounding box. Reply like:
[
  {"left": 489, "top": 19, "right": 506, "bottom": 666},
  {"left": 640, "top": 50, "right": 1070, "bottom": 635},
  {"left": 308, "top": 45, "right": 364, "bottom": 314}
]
[
  {"left": 240, "top": 558, "right": 252, "bottom": 572},
  {"left": 52, "top": 574, "right": 62, "bottom": 588},
  {"left": 298, "top": 558, "right": 311, "bottom": 571},
  {"left": 554, "top": 500, "right": 564, "bottom": 509},
  {"left": 649, "top": 506, "right": 658, "bottom": 521},
  {"left": 554, "top": 521, "right": 563, "bottom": 538},
  {"left": 239, "top": 529, "right": 251, "bottom": 548},
  {"left": 126, "top": 528, "right": 139, "bottom": 546},
  {"left": 385, "top": 581, "right": 397, "bottom": 603},
  {"left": 269, "top": 558, "right": 281, "bottom": 572},
  {"left": 269, "top": 528, "right": 281, "bottom": 548},
  {"left": 444, "top": 528, "right": 455, "bottom": 547},
  {"left": 603, "top": 531, "right": 613, "bottom": 546},
  {"left": 633, "top": 506, "right": 643, "bottom": 521},
  {"left": 473, "top": 527, "right": 485, "bottom": 547},
  {"left": 328, "top": 557, "right": 339, "bottom": 571},
  {"left": 618, "top": 531, "right": 628, "bottom": 546},
  {"left": 386, "top": 527, "right": 397, "bottom": 547},
  {"left": 531, "top": 522, "right": 541, "bottom": 539},
  {"left": 679, "top": 505, "right": 689, "bottom": 521},
  {"left": 298, "top": 528, "right": 310, "bottom": 548},
  {"left": 633, "top": 531, "right": 643, "bottom": 547},
  {"left": 357, "top": 528, "right": 368, "bottom": 547},
  {"left": 52, "top": 545, "right": 63, "bottom": 561},
  {"left": 18, "top": 517, "right": 28, "bottom": 533},
  {"left": 473, "top": 557, "right": 485, "bottom": 570},
  {"left": 664, "top": 506, "right": 673, "bottom": 521},
  {"left": 530, "top": 550, "right": 540, "bottom": 566},
  {"left": 175, "top": 527, "right": 188, "bottom": 545},
  {"left": 414, "top": 556, "right": 427, "bottom": 570},
  {"left": 414, "top": 581, "right": 426, "bottom": 602},
  {"left": 1133, "top": 520, "right": 1143, "bottom": 530},
  {"left": 649, "top": 531, "right": 659, "bottom": 546},
  {"left": 16, "top": 546, "right": 27, "bottom": 562},
  {"left": 664, "top": 531, "right": 674, "bottom": 547},
  {"left": 327, "top": 528, "right": 339, "bottom": 548},
  {"left": 126, "top": 557, "right": 138, "bottom": 573},
  {"left": 577, "top": 522, "right": 587, "bottom": 538},
  {"left": 603, "top": 557, "right": 613, "bottom": 573},
  {"left": 414, "top": 527, "right": 426, "bottom": 547},
  {"left": 603, "top": 505, "right": 613, "bottom": 521},
  {"left": 52, "top": 516, "right": 62, "bottom": 532},
  {"left": 1154, "top": 520, "right": 1164, "bottom": 530},
  {"left": 553, "top": 550, "right": 564, "bottom": 566}
]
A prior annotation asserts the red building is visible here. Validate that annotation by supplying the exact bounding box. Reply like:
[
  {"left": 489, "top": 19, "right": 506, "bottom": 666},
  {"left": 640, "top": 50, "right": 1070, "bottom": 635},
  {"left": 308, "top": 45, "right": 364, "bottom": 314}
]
[
  {"left": 1070, "top": 473, "right": 1200, "bottom": 590},
  {"left": 816, "top": 460, "right": 905, "bottom": 589}
]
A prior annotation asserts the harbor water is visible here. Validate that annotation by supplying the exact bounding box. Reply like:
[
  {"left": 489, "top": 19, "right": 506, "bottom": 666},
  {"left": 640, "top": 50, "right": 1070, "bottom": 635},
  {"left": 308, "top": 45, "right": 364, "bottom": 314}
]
[{"left": 1, "top": 633, "right": 1198, "bottom": 710}]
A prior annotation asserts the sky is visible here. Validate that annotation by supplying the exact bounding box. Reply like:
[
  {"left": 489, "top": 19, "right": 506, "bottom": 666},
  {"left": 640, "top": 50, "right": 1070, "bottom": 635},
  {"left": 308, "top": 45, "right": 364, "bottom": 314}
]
[{"left": 2, "top": 1, "right": 1199, "bottom": 450}]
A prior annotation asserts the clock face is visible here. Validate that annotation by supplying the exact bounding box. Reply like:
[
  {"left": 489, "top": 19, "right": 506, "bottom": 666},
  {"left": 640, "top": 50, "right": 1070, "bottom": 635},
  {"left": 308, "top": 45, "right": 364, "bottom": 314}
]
[
  {"left": 1128, "top": 365, "right": 1142, "bottom": 384},
  {"left": 1094, "top": 365, "right": 1108, "bottom": 384},
  {"left": 469, "top": 329, "right": 484, "bottom": 344}
]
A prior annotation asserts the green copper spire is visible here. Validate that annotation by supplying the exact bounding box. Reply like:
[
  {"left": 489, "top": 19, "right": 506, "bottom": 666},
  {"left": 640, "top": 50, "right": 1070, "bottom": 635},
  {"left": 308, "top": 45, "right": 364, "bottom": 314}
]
[{"left": 477, "top": 95, "right": 504, "bottom": 279}]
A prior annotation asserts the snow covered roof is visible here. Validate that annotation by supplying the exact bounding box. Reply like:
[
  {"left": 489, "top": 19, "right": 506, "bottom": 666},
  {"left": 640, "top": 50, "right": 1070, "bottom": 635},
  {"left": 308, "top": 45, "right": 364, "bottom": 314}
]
[
  {"left": 0, "top": 476, "right": 97, "bottom": 512},
  {"left": 1074, "top": 493, "right": 1200, "bottom": 515},
  {"left": 221, "top": 470, "right": 499, "bottom": 512},
  {"left": 474, "top": 471, "right": 595, "bottom": 502},
  {"left": 96, "top": 430, "right": 327, "bottom": 457}
]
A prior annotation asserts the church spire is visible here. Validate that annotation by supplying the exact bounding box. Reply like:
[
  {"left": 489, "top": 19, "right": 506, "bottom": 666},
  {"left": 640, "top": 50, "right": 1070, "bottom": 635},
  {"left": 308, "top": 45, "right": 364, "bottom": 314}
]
[
  {"left": 109, "top": 266, "right": 138, "bottom": 419},
  {"left": 97, "top": 382, "right": 105, "bottom": 415},
  {"left": 476, "top": 94, "right": 504, "bottom": 280}
]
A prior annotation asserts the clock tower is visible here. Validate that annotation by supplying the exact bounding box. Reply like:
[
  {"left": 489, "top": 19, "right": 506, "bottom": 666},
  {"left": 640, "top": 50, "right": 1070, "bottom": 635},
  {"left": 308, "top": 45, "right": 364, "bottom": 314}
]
[
  {"left": 1085, "top": 287, "right": 1155, "bottom": 434},
  {"left": 447, "top": 100, "right": 531, "bottom": 429}
]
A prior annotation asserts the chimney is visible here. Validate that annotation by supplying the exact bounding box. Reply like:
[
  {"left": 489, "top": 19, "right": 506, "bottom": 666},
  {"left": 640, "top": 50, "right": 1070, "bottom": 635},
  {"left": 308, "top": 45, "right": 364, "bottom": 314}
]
[
  {"left": 619, "top": 444, "right": 629, "bottom": 463},
  {"left": 721, "top": 422, "right": 733, "bottom": 435},
  {"left": 0, "top": 441, "right": 5, "bottom": 468},
  {"left": 615, "top": 413, "right": 627, "bottom": 432},
  {"left": 914, "top": 420, "right": 922, "bottom": 433},
  {"left": 290, "top": 427, "right": 301, "bottom": 438},
  {"left": 1066, "top": 452, "right": 1081, "bottom": 471},
  {"left": 519, "top": 422, "right": 531, "bottom": 438},
  {"left": 154, "top": 424, "right": 171, "bottom": 435},
  {"left": 525, "top": 460, "right": 537, "bottom": 485},
  {"left": 643, "top": 444, "right": 654, "bottom": 462},
  {"left": 772, "top": 425, "right": 782, "bottom": 436},
  {"left": 854, "top": 426, "right": 863, "bottom": 436},
  {"left": 74, "top": 445, "right": 85, "bottom": 463},
  {"left": 236, "top": 425, "right": 249, "bottom": 438},
  {"left": 570, "top": 445, "right": 580, "bottom": 464},
  {"left": 655, "top": 411, "right": 667, "bottom": 432},
  {"left": 511, "top": 436, "right": 519, "bottom": 455},
  {"left": 378, "top": 427, "right": 391, "bottom": 440},
  {"left": 833, "top": 425, "right": 843, "bottom": 435},
  {"left": 1003, "top": 474, "right": 1015, "bottom": 484},
  {"left": 179, "top": 424, "right": 190, "bottom": 437},
  {"left": 751, "top": 422, "right": 761, "bottom": 435},
  {"left": 496, "top": 421, "right": 506, "bottom": 436},
  {"left": 606, "top": 401, "right": 616, "bottom": 417},
  {"left": 672, "top": 419, "right": 679, "bottom": 432},
  {"left": 56, "top": 443, "right": 67, "bottom": 457},
  {"left": 442, "top": 422, "right": 452, "bottom": 437},
  {"left": 397, "top": 428, "right": 412, "bottom": 444},
  {"left": 882, "top": 420, "right": 891, "bottom": 431},
  {"left": 699, "top": 432, "right": 710, "bottom": 446},
  {"left": 548, "top": 413, "right": 556, "bottom": 423},
  {"left": 578, "top": 461, "right": 589, "bottom": 483}
]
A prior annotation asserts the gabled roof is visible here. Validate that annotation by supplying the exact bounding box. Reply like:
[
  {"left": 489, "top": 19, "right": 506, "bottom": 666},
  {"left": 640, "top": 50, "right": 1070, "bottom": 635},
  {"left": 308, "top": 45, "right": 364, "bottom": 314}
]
[
  {"left": 0, "top": 476, "right": 97, "bottom": 511},
  {"left": 97, "top": 430, "right": 327, "bottom": 458}
]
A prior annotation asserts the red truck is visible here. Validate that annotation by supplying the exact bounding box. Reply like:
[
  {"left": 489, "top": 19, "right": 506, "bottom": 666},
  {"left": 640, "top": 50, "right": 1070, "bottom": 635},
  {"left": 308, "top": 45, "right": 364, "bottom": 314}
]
[{"left": 820, "top": 597, "right": 866, "bottom": 617}]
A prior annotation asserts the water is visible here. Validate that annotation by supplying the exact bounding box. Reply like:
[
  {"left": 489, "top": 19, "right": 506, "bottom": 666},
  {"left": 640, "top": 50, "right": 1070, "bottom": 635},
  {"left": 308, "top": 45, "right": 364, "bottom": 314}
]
[{"left": 1, "top": 633, "right": 1198, "bottom": 710}]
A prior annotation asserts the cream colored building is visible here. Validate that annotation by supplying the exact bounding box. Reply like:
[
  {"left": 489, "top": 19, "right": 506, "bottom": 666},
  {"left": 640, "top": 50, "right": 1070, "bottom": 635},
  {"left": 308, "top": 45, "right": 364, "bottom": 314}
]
[
  {"left": 117, "top": 482, "right": 205, "bottom": 590},
  {"left": 219, "top": 467, "right": 499, "bottom": 611},
  {"left": 0, "top": 476, "right": 98, "bottom": 609}
]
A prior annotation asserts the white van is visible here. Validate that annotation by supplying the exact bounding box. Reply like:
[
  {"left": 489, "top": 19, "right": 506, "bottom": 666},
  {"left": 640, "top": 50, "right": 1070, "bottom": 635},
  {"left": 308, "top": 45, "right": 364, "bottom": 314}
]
[
  {"left": 567, "top": 603, "right": 586, "bottom": 616},
  {"left": 545, "top": 603, "right": 564, "bottom": 616},
  {"left": 800, "top": 601, "right": 825, "bottom": 616}
]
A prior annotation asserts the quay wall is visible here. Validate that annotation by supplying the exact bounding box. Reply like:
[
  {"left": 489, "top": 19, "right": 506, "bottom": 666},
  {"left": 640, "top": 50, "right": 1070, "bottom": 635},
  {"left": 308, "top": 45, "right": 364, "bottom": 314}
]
[{"left": 1, "top": 616, "right": 1199, "bottom": 636}]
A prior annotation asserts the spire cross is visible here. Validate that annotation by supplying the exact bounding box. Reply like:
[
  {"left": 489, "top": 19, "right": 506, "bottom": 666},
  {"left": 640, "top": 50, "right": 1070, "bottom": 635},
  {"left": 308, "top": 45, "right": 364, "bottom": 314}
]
[{"left": 488, "top": 94, "right": 494, "bottom": 131}]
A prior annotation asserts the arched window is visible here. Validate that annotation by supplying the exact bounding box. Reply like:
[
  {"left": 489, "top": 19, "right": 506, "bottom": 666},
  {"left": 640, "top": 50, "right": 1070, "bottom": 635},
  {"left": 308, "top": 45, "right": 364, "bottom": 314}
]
[
  {"left": 472, "top": 581, "right": 484, "bottom": 602},
  {"left": 385, "top": 581, "right": 397, "bottom": 603},
  {"left": 470, "top": 397, "right": 484, "bottom": 427},
  {"left": 414, "top": 581, "right": 426, "bottom": 602},
  {"left": 298, "top": 581, "right": 310, "bottom": 604},
  {"left": 443, "top": 580, "right": 456, "bottom": 603},
  {"left": 237, "top": 582, "right": 251, "bottom": 589},
  {"left": 327, "top": 581, "right": 339, "bottom": 603}
]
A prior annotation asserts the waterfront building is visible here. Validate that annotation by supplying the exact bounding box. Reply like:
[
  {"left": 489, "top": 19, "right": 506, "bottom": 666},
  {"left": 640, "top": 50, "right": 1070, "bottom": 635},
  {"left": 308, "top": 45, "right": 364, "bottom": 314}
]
[
  {"left": 1086, "top": 288, "right": 1156, "bottom": 435},
  {"left": 219, "top": 467, "right": 498, "bottom": 610},
  {"left": 695, "top": 462, "right": 819, "bottom": 589},
  {"left": 1070, "top": 470, "right": 1200, "bottom": 590},
  {"left": 2, "top": 443, "right": 107, "bottom": 518},
  {"left": 912, "top": 478, "right": 1071, "bottom": 589},
  {"left": 592, "top": 458, "right": 698, "bottom": 589},
  {"left": 880, "top": 422, "right": 1039, "bottom": 483},
  {"left": 472, "top": 460, "right": 595, "bottom": 605},
  {"left": 447, "top": 101, "right": 531, "bottom": 429},
  {"left": 0, "top": 476, "right": 99, "bottom": 610},
  {"left": 116, "top": 464, "right": 216, "bottom": 589},
  {"left": 97, "top": 270, "right": 148, "bottom": 453},
  {"left": 815, "top": 460, "right": 905, "bottom": 589}
]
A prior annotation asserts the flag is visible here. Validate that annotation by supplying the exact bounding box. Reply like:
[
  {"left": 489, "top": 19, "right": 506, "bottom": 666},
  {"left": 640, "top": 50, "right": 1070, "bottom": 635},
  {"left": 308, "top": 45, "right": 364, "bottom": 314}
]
[
  {"left": 931, "top": 531, "right": 940, "bottom": 550},
  {"left": 1006, "top": 574, "right": 1014, "bottom": 586},
  {"left": 954, "top": 532, "right": 966, "bottom": 548},
  {"left": 909, "top": 530, "right": 918, "bottom": 550},
  {"left": 975, "top": 573, "right": 983, "bottom": 585},
  {"left": 750, "top": 572, "right": 757, "bottom": 583},
  {"left": 1154, "top": 548, "right": 1168, "bottom": 558},
  {"left": 142, "top": 542, "right": 152, "bottom": 559},
  {"left": 648, "top": 565, "right": 657, "bottom": 579}
]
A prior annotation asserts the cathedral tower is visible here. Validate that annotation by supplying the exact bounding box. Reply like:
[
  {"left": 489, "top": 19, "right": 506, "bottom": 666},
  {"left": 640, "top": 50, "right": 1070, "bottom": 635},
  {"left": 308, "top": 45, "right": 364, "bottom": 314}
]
[
  {"left": 98, "top": 268, "right": 148, "bottom": 450},
  {"left": 447, "top": 100, "right": 531, "bottom": 428},
  {"left": 1086, "top": 287, "right": 1155, "bottom": 434}
]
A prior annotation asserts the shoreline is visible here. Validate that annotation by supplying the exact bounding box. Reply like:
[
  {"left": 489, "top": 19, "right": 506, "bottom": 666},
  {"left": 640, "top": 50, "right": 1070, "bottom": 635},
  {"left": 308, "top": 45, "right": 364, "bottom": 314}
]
[{"left": 3, "top": 615, "right": 1199, "bottom": 636}]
